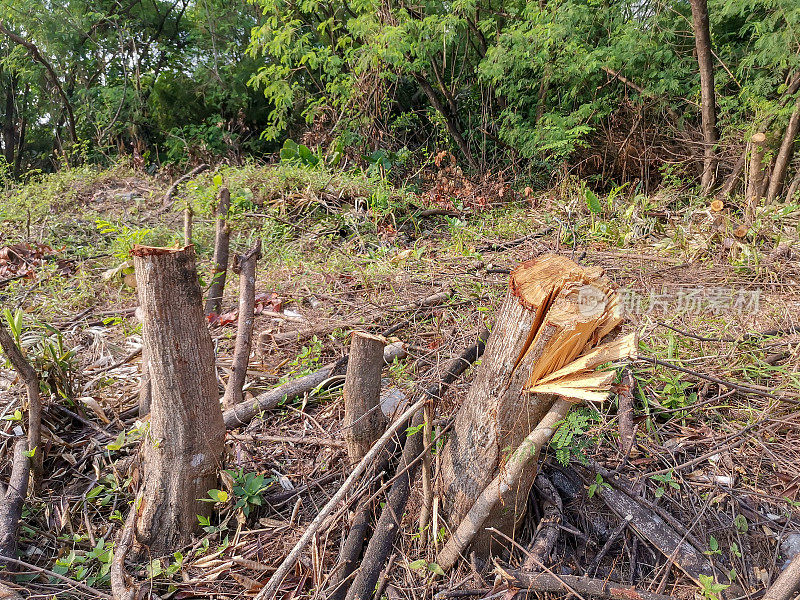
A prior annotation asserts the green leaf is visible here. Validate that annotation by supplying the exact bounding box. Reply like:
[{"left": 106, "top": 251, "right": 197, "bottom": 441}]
[
  {"left": 585, "top": 188, "right": 602, "bottom": 214},
  {"left": 207, "top": 489, "right": 228, "bottom": 503}
]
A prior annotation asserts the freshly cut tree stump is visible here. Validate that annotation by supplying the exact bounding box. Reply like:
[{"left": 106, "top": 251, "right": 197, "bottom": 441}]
[
  {"left": 131, "top": 245, "right": 225, "bottom": 555},
  {"left": 343, "top": 332, "right": 387, "bottom": 462},
  {"left": 439, "top": 254, "right": 623, "bottom": 553}
]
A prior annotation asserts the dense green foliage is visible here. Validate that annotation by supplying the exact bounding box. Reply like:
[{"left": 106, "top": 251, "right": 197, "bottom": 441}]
[{"left": 2, "top": 0, "right": 799, "bottom": 193}]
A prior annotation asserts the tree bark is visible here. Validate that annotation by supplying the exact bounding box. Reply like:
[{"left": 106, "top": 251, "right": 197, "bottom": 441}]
[
  {"left": 689, "top": 0, "right": 719, "bottom": 193},
  {"left": 439, "top": 255, "right": 622, "bottom": 553},
  {"left": 343, "top": 332, "right": 387, "bottom": 462},
  {"left": 183, "top": 206, "right": 193, "bottom": 247},
  {"left": 0, "top": 440, "right": 31, "bottom": 569},
  {"left": 0, "top": 321, "right": 42, "bottom": 479},
  {"left": 436, "top": 399, "right": 572, "bottom": 571},
  {"left": 414, "top": 72, "right": 479, "bottom": 171},
  {"left": 222, "top": 239, "right": 262, "bottom": 408},
  {"left": 746, "top": 132, "right": 767, "bottom": 222},
  {"left": 131, "top": 245, "right": 225, "bottom": 555},
  {"left": 766, "top": 95, "right": 800, "bottom": 202},
  {"left": 205, "top": 187, "right": 231, "bottom": 316}
]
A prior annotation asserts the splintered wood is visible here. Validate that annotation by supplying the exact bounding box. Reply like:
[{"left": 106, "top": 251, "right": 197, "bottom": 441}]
[{"left": 438, "top": 254, "right": 635, "bottom": 556}]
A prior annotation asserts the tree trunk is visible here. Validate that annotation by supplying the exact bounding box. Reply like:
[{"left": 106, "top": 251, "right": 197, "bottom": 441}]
[
  {"left": 131, "top": 245, "right": 225, "bottom": 555},
  {"left": 746, "top": 132, "right": 767, "bottom": 222},
  {"left": 3, "top": 74, "right": 16, "bottom": 166},
  {"left": 205, "top": 187, "right": 231, "bottom": 316},
  {"left": 343, "top": 332, "right": 387, "bottom": 463},
  {"left": 766, "top": 96, "right": 800, "bottom": 202},
  {"left": 414, "top": 73, "right": 480, "bottom": 172},
  {"left": 689, "top": 0, "right": 719, "bottom": 194},
  {"left": 0, "top": 22, "right": 77, "bottom": 144},
  {"left": 438, "top": 255, "right": 623, "bottom": 553}
]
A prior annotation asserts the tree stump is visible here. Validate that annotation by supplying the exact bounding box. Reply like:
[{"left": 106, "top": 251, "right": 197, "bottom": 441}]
[
  {"left": 343, "top": 332, "right": 387, "bottom": 463},
  {"left": 131, "top": 245, "right": 225, "bottom": 555},
  {"left": 439, "top": 254, "right": 622, "bottom": 552}
]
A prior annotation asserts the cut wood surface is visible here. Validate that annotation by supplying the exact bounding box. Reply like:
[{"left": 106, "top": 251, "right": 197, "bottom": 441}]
[
  {"left": 131, "top": 245, "right": 225, "bottom": 555},
  {"left": 343, "top": 331, "right": 387, "bottom": 462},
  {"left": 439, "top": 254, "right": 624, "bottom": 552}
]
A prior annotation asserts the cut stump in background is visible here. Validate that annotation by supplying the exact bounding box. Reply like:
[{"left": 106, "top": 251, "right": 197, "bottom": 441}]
[
  {"left": 343, "top": 332, "right": 388, "bottom": 463},
  {"left": 439, "top": 253, "right": 624, "bottom": 553}
]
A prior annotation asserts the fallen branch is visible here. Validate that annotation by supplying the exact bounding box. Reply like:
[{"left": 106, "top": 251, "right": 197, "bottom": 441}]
[
  {"left": 764, "top": 552, "right": 800, "bottom": 600},
  {"left": 522, "top": 474, "right": 563, "bottom": 570},
  {"left": 0, "top": 440, "right": 31, "bottom": 568},
  {"left": 0, "top": 321, "right": 42, "bottom": 479},
  {"left": 222, "top": 239, "right": 262, "bottom": 408},
  {"left": 500, "top": 568, "right": 676, "bottom": 600},
  {"left": 160, "top": 163, "right": 209, "bottom": 209},
  {"left": 223, "top": 342, "right": 407, "bottom": 429},
  {"left": 254, "top": 334, "right": 488, "bottom": 600},
  {"left": 436, "top": 399, "right": 573, "bottom": 572}
]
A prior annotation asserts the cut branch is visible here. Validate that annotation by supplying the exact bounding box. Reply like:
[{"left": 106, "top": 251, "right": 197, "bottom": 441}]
[
  {"left": 223, "top": 342, "right": 407, "bottom": 429},
  {"left": 0, "top": 440, "right": 31, "bottom": 568},
  {"left": 343, "top": 332, "right": 387, "bottom": 462},
  {"left": 222, "top": 239, "right": 262, "bottom": 409},
  {"left": 205, "top": 187, "right": 231, "bottom": 316}
]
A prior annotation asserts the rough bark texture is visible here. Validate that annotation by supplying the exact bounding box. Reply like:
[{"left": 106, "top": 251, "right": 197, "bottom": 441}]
[
  {"left": 0, "top": 321, "right": 42, "bottom": 479},
  {"left": 222, "top": 240, "right": 262, "bottom": 409},
  {"left": 436, "top": 399, "right": 572, "bottom": 571},
  {"left": 504, "top": 570, "right": 677, "bottom": 600},
  {"left": 344, "top": 332, "right": 489, "bottom": 600},
  {"left": 131, "top": 245, "right": 225, "bottom": 555},
  {"left": 689, "top": 0, "right": 719, "bottom": 193},
  {"left": 343, "top": 332, "right": 387, "bottom": 462},
  {"left": 439, "top": 254, "right": 621, "bottom": 553},
  {"left": 767, "top": 96, "right": 800, "bottom": 202},
  {"left": 204, "top": 187, "right": 231, "bottom": 316},
  {"left": 0, "top": 440, "right": 31, "bottom": 568},
  {"left": 746, "top": 132, "right": 767, "bottom": 222},
  {"left": 763, "top": 552, "right": 800, "bottom": 600}
]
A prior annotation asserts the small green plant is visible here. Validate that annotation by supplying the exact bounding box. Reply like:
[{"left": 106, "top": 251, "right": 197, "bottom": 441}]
[
  {"left": 733, "top": 514, "right": 748, "bottom": 534},
  {"left": 650, "top": 471, "right": 680, "bottom": 498},
  {"left": 550, "top": 407, "right": 600, "bottom": 466},
  {"left": 95, "top": 219, "right": 152, "bottom": 262},
  {"left": 705, "top": 536, "right": 722, "bottom": 556},
  {"left": 225, "top": 469, "right": 272, "bottom": 516},
  {"left": 407, "top": 559, "right": 446, "bottom": 577},
  {"left": 280, "top": 139, "right": 320, "bottom": 167},
  {"left": 698, "top": 574, "right": 729, "bottom": 600},
  {"left": 52, "top": 538, "right": 113, "bottom": 587},
  {"left": 587, "top": 473, "right": 611, "bottom": 498}
]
